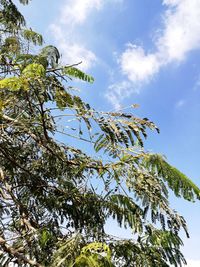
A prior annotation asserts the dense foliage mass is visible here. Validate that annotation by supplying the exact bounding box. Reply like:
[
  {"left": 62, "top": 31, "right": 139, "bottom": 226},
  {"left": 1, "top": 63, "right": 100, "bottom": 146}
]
[{"left": 0, "top": 1, "right": 199, "bottom": 266}]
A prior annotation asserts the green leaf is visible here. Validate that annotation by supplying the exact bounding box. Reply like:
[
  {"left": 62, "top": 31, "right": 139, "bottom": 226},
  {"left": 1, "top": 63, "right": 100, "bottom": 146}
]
[
  {"left": 144, "top": 154, "right": 200, "bottom": 201},
  {"left": 63, "top": 67, "right": 94, "bottom": 83},
  {"left": 22, "top": 63, "right": 45, "bottom": 77},
  {"left": 0, "top": 76, "right": 29, "bottom": 91},
  {"left": 22, "top": 29, "right": 43, "bottom": 45}
]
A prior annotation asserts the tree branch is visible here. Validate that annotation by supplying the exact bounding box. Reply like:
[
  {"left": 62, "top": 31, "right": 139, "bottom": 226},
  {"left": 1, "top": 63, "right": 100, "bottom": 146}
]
[{"left": 0, "top": 236, "right": 43, "bottom": 267}]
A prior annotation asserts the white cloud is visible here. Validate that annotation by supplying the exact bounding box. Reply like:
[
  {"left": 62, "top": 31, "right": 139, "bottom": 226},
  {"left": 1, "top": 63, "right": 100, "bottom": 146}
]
[
  {"left": 60, "top": 43, "right": 97, "bottom": 71},
  {"left": 159, "top": 0, "right": 200, "bottom": 62},
  {"left": 120, "top": 44, "right": 160, "bottom": 84},
  {"left": 105, "top": 81, "right": 132, "bottom": 109},
  {"left": 49, "top": 0, "right": 102, "bottom": 71},
  {"left": 185, "top": 259, "right": 200, "bottom": 267},
  {"left": 50, "top": 24, "right": 97, "bottom": 70},
  {"left": 106, "top": 0, "right": 200, "bottom": 106},
  {"left": 59, "top": 0, "right": 103, "bottom": 26},
  {"left": 50, "top": 0, "right": 123, "bottom": 71}
]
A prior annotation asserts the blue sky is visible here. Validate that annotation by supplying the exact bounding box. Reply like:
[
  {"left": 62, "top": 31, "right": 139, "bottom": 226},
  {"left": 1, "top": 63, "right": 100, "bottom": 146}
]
[{"left": 17, "top": 0, "right": 200, "bottom": 265}]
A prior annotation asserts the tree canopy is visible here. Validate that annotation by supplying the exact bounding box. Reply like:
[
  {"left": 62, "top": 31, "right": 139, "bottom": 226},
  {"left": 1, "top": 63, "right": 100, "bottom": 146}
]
[{"left": 0, "top": 1, "right": 199, "bottom": 266}]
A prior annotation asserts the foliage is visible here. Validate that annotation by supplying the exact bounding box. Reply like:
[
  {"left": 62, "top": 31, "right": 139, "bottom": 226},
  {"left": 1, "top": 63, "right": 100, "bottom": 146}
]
[{"left": 0, "top": 1, "right": 199, "bottom": 266}]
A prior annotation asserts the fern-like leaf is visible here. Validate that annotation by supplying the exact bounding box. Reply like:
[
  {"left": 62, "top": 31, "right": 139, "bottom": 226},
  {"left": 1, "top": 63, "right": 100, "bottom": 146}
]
[
  {"left": 105, "top": 194, "right": 143, "bottom": 233},
  {"left": 144, "top": 154, "right": 200, "bottom": 201},
  {"left": 62, "top": 66, "right": 94, "bottom": 83},
  {"left": 22, "top": 29, "right": 43, "bottom": 45}
]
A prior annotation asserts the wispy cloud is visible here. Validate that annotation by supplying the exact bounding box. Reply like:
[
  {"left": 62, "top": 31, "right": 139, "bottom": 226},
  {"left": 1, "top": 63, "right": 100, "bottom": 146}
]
[
  {"left": 59, "top": 0, "right": 103, "bottom": 26},
  {"left": 105, "top": 81, "right": 132, "bottom": 109},
  {"left": 175, "top": 99, "right": 186, "bottom": 108},
  {"left": 49, "top": 23, "right": 97, "bottom": 70},
  {"left": 106, "top": 0, "right": 200, "bottom": 106},
  {"left": 193, "top": 73, "right": 200, "bottom": 91},
  {"left": 49, "top": 0, "right": 101, "bottom": 70},
  {"left": 158, "top": 0, "right": 200, "bottom": 62},
  {"left": 49, "top": 0, "right": 123, "bottom": 71}
]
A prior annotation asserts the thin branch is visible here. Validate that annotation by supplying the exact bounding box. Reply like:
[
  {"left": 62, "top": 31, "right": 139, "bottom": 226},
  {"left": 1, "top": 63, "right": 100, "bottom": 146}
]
[
  {"left": 46, "top": 61, "right": 82, "bottom": 73},
  {"left": 0, "top": 236, "right": 43, "bottom": 267},
  {"left": 56, "top": 130, "right": 95, "bottom": 144}
]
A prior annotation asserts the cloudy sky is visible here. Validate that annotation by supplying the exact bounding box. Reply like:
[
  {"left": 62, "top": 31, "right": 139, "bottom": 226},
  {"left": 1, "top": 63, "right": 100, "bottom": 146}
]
[{"left": 17, "top": 0, "right": 200, "bottom": 265}]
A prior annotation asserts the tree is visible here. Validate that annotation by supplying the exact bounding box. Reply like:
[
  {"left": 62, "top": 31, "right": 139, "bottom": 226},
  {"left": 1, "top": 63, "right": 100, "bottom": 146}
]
[{"left": 0, "top": 1, "right": 199, "bottom": 266}]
